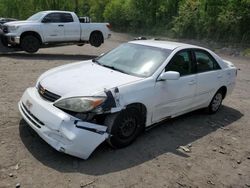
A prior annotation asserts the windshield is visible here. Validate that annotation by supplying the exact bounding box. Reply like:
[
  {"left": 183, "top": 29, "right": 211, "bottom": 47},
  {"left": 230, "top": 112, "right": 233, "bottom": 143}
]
[
  {"left": 96, "top": 43, "right": 172, "bottom": 77},
  {"left": 27, "top": 12, "right": 46, "bottom": 21}
]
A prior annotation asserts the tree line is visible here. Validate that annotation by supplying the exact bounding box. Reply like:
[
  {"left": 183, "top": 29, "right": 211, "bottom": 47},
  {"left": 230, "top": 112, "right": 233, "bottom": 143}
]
[{"left": 0, "top": 0, "right": 249, "bottom": 43}]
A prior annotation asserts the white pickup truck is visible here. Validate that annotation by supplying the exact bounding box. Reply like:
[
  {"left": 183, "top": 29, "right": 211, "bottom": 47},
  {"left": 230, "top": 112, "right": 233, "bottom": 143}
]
[{"left": 1, "top": 11, "right": 111, "bottom": 53}]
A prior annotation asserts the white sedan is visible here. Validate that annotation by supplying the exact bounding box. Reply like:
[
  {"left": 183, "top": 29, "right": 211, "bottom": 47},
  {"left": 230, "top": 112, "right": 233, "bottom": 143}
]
[{"left": 18, "top": 40, "right": 237, "bottom": 159}]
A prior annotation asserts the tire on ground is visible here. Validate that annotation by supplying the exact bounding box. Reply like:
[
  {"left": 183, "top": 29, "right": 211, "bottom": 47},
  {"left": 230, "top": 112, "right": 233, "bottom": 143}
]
[
  {"left": 0, "top": 29, "right": 8, "bottom": 47},
  {"left": 21, "top": 35, "right": 40, "bottom": 53},
  {"left": 104, "top": 107, "right": 144, "bottom": 148},
  {"left": 207, "top": 89, "right": 224, "bottom": 114}
]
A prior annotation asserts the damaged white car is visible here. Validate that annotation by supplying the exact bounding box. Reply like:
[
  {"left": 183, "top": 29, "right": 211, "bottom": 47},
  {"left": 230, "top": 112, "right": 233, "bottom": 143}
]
[{"left": 18, "top": 40, "right": 237, "bottom": 159}]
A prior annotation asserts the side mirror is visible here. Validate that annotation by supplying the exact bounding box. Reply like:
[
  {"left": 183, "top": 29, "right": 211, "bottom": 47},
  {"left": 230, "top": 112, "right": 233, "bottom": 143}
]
[{"left": 158, "top": 71, "right": 180, "bottom": 81}]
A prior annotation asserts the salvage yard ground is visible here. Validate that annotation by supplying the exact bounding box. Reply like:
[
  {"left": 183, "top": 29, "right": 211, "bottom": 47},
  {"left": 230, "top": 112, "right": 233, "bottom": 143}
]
[{"left": 0, "top": 32, "right": 250, "bottom": 188}]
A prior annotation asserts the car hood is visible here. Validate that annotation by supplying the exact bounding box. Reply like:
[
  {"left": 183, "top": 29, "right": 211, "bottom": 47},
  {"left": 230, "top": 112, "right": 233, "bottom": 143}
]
[
  {"left": 4, "top": 20, "right": 37, "bottom": 26},
  {"left": 40, "top": 60, "right": 143, "bottom": 97}
]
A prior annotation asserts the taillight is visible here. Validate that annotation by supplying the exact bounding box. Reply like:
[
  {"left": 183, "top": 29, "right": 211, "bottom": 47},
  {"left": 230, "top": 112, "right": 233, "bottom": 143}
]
[{"left": 106, "top": 23, "right": 112, "bottom": 30}]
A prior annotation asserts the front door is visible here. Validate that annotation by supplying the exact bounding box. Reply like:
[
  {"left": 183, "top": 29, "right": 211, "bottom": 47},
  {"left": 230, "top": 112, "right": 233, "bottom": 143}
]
[
  {"left": 153, "top": 50, "right": 197, "bottom": 122},
  {"left": 42, "top": 13, "right": 65, "bottom": 42}
]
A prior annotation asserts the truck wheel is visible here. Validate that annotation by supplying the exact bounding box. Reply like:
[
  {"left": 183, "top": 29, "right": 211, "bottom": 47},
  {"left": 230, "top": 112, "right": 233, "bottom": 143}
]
[
  {"left": 0, "top": 29, "right": 8, "bottom": 47},
  {"left": 89, "top": 32, "right": 103, "bottom": 47},
  {"left": 207, "top": 90, "right": 223, "bottom": 114},
  {"left": 21, "top": 35, "right": 40, "bottom": 53},
  {"left": 104, "top": 107, "right": 143, "bottom": 148}
]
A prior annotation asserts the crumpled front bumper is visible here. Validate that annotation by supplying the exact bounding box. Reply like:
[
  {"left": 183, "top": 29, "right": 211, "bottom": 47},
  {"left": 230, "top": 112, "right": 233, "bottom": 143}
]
[{"left": 18, "top": 87, "right": 109, "bottom": 159}]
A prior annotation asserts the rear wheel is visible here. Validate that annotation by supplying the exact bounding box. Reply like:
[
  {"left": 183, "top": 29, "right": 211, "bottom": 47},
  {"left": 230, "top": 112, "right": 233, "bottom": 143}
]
[
  {"left": 89, "top": 32, "right": 103, "bottom": 47},
  {"left": 21, "top": 35, "right": 40, "bottom": 53},
  {"left": 104, "top": 107, "right": 143, "bottom": 148},
  {"left": 208, "top": 90, "right": 223, "bottom": 114}
]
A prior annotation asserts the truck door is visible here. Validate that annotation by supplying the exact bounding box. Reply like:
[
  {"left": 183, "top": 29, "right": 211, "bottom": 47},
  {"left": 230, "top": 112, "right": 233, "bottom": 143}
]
[
  {"left": 61, "top": 13, "right": 81, "bottom": 42},
  {"left": 41, "top": 13, "right": 65, "bottom": 42}
]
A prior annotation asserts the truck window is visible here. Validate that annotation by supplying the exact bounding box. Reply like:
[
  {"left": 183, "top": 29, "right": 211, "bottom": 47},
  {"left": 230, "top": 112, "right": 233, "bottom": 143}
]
[
  {"left": 62, "top": 13, "right": 74, "bottom": 23},
  {"left": 43, "top": 13, "right": 62, "bottom": 23}
]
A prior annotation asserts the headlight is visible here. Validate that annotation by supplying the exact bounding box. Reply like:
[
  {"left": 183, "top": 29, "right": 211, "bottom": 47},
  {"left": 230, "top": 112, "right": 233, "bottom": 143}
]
[
  {"left": 54, "top": 97, "right": 106, "bottom": 113},
  {"left": 8, "top": 25, "right": 19, "bottom": 32}
]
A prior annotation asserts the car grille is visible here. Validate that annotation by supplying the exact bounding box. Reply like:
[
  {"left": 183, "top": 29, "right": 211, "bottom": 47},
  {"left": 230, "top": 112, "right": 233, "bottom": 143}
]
[
  {"left": 21, "top": 103, "right": 44, "bottom": 128},
  {"left": 38, "top": 83, "right": 61, "bottom": 102}
]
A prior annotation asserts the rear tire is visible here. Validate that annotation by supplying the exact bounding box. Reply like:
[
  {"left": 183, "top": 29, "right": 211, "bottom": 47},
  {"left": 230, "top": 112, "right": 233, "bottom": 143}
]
[
  {"left": 89, "top": 32, "right": 103, "bottom": 47},
  {"left": 21, "top": 35, "right": 40, "bottom": 53},
  {"left": 104, "top": 107, "right": 143, "bottom": 148},
  {"left": 207, "top": 90, "right": 223, "bottom": 114}
]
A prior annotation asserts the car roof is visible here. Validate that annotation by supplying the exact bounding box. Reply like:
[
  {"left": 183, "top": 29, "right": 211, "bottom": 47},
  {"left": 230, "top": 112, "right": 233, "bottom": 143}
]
[
  {"left": 129, "top": 40, "right": 202, "bottom": 50},
  {"left": 41, "top": 10, "right": 74, "bottom": 14}
]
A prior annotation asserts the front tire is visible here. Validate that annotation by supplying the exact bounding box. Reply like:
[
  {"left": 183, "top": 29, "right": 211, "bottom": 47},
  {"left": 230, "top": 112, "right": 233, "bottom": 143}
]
[
  {"left": 0, "top": 29, "right": 8, "bottom": 47},
  {"left": 21, "top": 35, "right": 40, "bottom": 53},
  {"left": 104, "top": 108, "right": 143, "bottom": 148},
  {"left": 208, "top": 90, "right": 223, "bottom": 114}
]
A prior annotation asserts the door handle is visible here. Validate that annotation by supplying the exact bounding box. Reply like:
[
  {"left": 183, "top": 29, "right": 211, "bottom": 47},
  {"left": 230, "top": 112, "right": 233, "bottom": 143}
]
[{"left": 58, "top": 24, "right": 64, "bottom": 27}]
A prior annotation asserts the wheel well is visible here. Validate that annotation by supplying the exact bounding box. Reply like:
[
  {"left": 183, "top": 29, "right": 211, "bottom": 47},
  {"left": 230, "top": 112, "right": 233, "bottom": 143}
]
[
  {"left": 126, "top": 103, "right": 147, "bottom": 125},
  {"left": 20, "top": 31, "right": 42, "bottom": 44},
  {"left": 90, "top": 30, "right": 104, "bottom": 43},
  {"left": 218, "top": 86, "right": 227, "bottom": 99}
]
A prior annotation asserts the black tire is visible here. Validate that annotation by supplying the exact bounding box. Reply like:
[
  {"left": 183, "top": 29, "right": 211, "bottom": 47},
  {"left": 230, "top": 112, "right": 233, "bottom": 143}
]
[
  {"left": 207, "top": 90, "right": 223, "bottom": 114},
  {"left": 0, "top": 29, "right": 8, "bottom": 47},
  {"left": 21, "top": 35, "right": 40, "bottom": 53},
  {"left": 104, "top": 107, "right": 143, "bottom": 148},
  {"left": 89, "top": 32, "right": 103, "bottom": 47}
]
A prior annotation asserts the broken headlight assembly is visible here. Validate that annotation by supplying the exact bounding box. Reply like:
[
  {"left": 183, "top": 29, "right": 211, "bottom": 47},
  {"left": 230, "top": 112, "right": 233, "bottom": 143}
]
[{"left": 54, "top": 96, "right": 106, "bottom": 113}]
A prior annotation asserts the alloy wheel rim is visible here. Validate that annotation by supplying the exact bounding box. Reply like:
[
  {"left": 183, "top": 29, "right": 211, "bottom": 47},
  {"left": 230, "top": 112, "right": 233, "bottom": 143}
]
[{"left": 212, "top": 93, "right": 222, "bottom": 111}]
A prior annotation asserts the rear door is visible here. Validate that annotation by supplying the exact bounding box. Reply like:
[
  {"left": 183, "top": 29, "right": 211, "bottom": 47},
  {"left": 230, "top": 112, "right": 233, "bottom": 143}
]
[
  {"left": 153, "top": 50, "right": 197, "bottom": 122},
  {"left": 61, "top": 13, "right": 81, "bottom": 42},
  {"left": 42, "top": 13, "right": 65, "bottom": 42},
  {"left": 192, "top": 49, "right": 223, "bottom": 107}
]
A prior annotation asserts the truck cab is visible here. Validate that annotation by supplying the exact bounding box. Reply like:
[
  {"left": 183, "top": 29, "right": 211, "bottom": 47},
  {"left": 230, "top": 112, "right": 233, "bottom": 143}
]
[{"left": 2, "top": 11, "right": 111, "bottom": 53}]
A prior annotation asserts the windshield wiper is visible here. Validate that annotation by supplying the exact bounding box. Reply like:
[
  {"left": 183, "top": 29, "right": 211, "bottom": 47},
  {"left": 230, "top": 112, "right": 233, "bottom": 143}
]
[
  {"left": 92, "top": 59, "right": 127, "bottom": 74},
  {"left": 101, "top": 64, "right": 127, "bottom": 74},
  {"left": 92, "top": 58, "right": 101, "bottom": 64}
]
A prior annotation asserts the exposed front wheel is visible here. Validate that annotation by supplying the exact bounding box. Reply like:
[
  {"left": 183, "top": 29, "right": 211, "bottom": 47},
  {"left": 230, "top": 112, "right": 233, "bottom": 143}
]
[
  {"left": 208, "top": 90, "right": 223, "bottom": 114},
  {"left": 21, "top": 35, "right": 40, "bottom": 53},
  {"left": 89, "top": 32, "right": 103, "bottom": 47},
  {"left": 104, "top": 108, "right": 143, "bottom": 148}
]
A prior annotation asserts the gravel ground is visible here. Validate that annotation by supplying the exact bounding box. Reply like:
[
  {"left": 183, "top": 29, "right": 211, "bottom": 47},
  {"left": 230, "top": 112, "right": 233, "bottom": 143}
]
[{"left": 0, "top": 32, "right": 250, "bottom": 188}]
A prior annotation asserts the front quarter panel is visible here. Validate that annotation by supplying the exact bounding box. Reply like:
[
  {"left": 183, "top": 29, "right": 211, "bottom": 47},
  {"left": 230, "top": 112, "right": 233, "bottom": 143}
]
[{"left": 115, "top": 78, "right": 156, "bottom": 126}]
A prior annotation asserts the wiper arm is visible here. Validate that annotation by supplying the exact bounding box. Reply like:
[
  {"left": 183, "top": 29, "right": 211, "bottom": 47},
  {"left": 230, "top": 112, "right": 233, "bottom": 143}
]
[
  {"left": 92, "top": 58, "right": 100, "bottom": 65},
  {"left": 102, "top": 64, "right": 126, "bottom": 74},
  {"left": 92, "top": 59, "right": 127, "bottom": 74}
]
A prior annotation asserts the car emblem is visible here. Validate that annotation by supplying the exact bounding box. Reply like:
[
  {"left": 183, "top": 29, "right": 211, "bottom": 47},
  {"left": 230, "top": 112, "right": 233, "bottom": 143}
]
[
  {"left": 25, "top": 100, "right": 33, "bottom": 109},
  {"left": 40, "top": 86, "right": 46, "bottom": 95}
]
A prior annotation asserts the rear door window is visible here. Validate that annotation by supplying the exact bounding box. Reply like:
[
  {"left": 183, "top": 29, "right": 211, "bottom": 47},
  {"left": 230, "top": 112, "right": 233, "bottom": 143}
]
[
  {"left": 194, "top": 50, "right": 221, "bottom": 73},
  {"left": 61, "top": 13, "right": 74, "bottom": 23}
]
